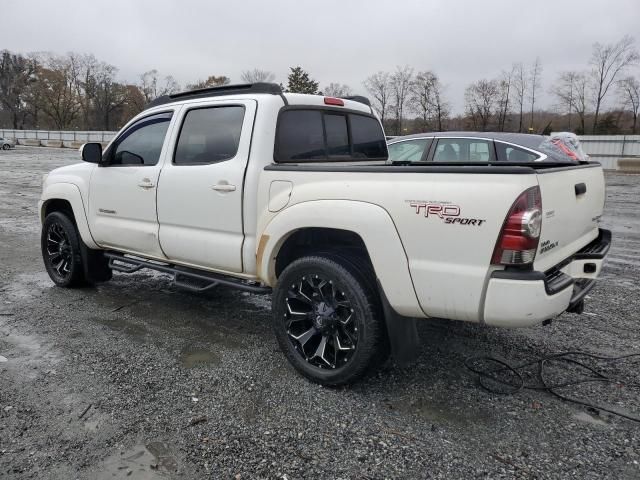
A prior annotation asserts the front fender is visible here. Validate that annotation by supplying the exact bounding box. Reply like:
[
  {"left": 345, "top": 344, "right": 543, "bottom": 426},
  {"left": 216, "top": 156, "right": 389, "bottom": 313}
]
[
  {"left": 258, "top": 200, "right": 424, "bottom": 318},
  {"left": 39, "top": 182, "right": 98, "bottom": 249}
]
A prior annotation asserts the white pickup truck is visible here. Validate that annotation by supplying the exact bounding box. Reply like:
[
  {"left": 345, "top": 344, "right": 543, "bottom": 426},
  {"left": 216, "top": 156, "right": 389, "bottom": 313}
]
[{"left": 39, "top": 83, "right": 611, "bottom": 385}]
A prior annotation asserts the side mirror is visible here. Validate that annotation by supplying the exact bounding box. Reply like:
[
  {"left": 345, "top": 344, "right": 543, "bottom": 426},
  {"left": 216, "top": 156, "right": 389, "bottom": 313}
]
[{"left": 81, "top": 142, "right": 102, "bottom": 164}]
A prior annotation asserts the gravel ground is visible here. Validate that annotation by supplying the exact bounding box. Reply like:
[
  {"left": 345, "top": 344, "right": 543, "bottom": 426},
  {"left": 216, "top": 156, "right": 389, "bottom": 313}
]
[{"left": 0, "top": 146, "right": 639, "bottom": 479}]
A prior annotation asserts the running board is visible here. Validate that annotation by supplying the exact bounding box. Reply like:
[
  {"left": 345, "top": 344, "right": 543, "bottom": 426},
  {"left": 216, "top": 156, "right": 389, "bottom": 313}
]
[{"left": 104, "top": 252, "right": 271, "bottom": 294}]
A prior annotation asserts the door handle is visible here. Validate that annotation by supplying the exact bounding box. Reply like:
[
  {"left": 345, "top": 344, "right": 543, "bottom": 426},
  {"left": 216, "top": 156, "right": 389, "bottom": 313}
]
[
  {"left": 575, "top": 183, "right": 587, "bottom": 196},
  {"left": 212, "top": 183, "right": 236, "bottom": 192},
  {"left": 138, "top": 180, "right": 155, "bottom": 189}
]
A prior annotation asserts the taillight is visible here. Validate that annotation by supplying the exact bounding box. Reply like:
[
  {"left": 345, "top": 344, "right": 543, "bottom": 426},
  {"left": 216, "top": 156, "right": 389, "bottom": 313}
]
[
  {"left": 491, "top": 186, "right": 542, "bottom": 266},
  {"left": 324, "top": 97, "right": 344, "bottom": 106}
]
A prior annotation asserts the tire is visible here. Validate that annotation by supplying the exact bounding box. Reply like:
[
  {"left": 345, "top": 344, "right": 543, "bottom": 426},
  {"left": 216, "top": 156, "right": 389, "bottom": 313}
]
[
  {"left": 41, "top": 212, "right": 87, "bottom": 287},
  {"left": 272, "top": 255, "right": 387, "bottom": 386},
  {"left": 2, "top": 144, "right": 9, "bottom": 150}
]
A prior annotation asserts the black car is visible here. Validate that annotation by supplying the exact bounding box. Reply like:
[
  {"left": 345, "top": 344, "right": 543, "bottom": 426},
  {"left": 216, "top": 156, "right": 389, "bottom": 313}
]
[{"left": 387, "top": 132, "right": 588, "bottom": 164}]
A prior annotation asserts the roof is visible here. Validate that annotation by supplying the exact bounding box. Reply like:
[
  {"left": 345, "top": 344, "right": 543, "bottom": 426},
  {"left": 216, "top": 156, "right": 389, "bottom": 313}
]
[
  {"left": 145, "top": 83, "right": 372, "bottom": 112},
  {"left": 389, "top": 131, "right": 547, "bottom": 149},
  {"left": 145, "top": 83, "right": 283, "bottom": 110}
]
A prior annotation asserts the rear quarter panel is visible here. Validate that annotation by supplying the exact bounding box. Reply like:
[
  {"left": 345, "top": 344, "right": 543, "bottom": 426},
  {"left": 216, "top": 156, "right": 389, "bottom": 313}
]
[{"left": 258, "top": 168, "right": 538, "bottom": 322}]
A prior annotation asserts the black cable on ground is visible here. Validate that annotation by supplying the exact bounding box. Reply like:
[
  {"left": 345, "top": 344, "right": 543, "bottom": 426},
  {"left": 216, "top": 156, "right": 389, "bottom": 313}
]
[{"left": 465, "top": 351, "right": 640, "bottom": 422}]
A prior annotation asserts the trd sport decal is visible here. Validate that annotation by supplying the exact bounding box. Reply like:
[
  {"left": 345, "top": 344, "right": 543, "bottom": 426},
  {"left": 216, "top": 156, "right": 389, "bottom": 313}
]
[{"left": 408, "top": 201, "right": 487, "bottom": 226}]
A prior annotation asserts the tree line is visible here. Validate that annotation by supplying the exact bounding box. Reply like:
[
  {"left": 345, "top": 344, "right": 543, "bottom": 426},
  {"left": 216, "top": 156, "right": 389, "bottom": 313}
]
[{"left": 1, "top": 35, "right": 638, "bottom": 134}]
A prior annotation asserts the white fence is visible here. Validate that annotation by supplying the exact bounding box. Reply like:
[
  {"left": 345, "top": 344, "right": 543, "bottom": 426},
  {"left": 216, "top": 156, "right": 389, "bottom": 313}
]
[
  {"left": 577, "top": 135, "right": 640, "bottom": 170},
  {"left": 0, "top": 128, "right": 115, "bottom": 145}
]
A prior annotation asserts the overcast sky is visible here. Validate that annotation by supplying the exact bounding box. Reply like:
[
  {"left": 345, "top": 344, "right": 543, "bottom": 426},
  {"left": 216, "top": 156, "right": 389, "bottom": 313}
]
[{"left": 4, "top": 0, "right": 640, "bottom": 113}]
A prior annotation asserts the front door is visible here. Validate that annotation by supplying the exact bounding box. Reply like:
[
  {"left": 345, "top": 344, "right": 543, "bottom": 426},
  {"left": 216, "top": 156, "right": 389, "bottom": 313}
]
[
  {"left": 156, "top": 100, "right": 256, "bottom": 273},
  {"left": 88, "top": 111, "right": 175, "bottom": 258}
]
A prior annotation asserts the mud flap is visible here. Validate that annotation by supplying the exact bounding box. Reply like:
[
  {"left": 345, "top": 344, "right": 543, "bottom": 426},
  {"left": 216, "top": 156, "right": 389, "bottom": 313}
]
[
  {"left": 377, "top": 280, "right": 420, "bottom": 366},
  {"left": 79, "top": 241, "right": 112, "bottom": 283}
]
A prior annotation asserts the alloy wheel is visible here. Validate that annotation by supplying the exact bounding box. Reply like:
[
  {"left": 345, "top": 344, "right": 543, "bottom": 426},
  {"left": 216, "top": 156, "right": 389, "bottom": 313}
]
[
  {"left": 284, "top": 273, "right": 359, "bottom": 369},
  {"left": 45, "top": 222, "right": 73, "bottom": 280}
]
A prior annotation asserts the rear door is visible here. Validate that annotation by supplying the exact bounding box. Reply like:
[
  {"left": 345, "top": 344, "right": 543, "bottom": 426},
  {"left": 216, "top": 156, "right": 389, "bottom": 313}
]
[
  {"left": 534, "top": 164, "right": 605, "bottom": 272},
  {"left": 156, "top": 99, "right": 256, "bottom": 273}
]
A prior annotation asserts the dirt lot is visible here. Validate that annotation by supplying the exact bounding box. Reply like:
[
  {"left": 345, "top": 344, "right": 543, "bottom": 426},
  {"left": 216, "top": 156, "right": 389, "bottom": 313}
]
[{"left": 0, "top": 146, "right": 639, "bottom": 479}]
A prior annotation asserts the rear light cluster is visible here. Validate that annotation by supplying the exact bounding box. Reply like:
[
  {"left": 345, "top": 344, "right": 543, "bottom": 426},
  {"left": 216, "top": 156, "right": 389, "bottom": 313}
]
[{"left": 491, "top": 186, "right": 542, "bottom": 266}]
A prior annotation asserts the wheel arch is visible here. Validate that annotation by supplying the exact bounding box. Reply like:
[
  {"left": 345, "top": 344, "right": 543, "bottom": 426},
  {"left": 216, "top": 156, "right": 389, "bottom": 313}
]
[
  {"left": 257, "top": 200, "right": 423, "bottom": 318},
  {"left": 40, "top": 183, "right": 98, "bottom": 249}
]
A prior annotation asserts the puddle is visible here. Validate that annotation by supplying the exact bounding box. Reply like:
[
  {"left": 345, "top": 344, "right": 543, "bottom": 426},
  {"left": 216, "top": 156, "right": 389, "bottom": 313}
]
[
  {"left": 573, "top": 411, "right": 609, "bottom": 427},
  {"left": 0, "top": 322, "right": 60, "bottom": 377},
  {"left": 95, "top": 441, "right": 178, "bottom": 479},
  {"left": 388, "top": 397, "right": 490, "bottom": 426},
  {"left": 1, "top": 271, "right": 52, "bottom": 300},
  {"left": 179, "top": 345, "right": 220, "bottom": 369}
]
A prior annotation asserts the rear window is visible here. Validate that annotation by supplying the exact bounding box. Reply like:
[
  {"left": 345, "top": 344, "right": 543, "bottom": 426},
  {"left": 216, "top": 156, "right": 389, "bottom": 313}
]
[
  {"left": 275, "top": 109, "right": 387, "bottom": 162},
  {"left": 495, "top": 142, "right": 540, "bottom": 162}
]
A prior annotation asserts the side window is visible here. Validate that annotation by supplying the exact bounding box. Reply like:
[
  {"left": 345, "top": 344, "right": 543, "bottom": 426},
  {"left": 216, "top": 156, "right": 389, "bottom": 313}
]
[
  {"left": 495, "top": 142, "right": 540, "bottom": 162},
  {"left": 275, "top": 109, "right": 387, "bottom": 162},
  {"left": 109, "top": 112, "right": 172, "bottom": 166},
  {"left": 432, "top": 138, "right": 494, "bottom": 162},
  {"left": 174, "top": 106, "right": 245, "bottom": 165},
  {"left": 388, "top": 138, "right": 432, "bottom": 162}
]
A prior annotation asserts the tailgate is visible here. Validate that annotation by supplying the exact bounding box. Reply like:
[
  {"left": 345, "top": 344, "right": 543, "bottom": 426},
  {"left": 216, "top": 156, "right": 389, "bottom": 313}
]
[{"left": 534, "top": 164, "right": 605, "bottom": 272}]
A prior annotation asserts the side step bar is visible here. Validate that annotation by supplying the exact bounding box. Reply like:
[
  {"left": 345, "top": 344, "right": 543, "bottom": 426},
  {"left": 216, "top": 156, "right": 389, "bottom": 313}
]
[{"left": 104, "top": 252, "right": 271, "bottom": 294}]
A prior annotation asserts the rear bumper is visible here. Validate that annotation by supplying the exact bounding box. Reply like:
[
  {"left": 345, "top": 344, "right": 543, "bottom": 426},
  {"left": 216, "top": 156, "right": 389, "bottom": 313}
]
[{"left": 483, "top": 228, "right": 611, "bottom": 327}]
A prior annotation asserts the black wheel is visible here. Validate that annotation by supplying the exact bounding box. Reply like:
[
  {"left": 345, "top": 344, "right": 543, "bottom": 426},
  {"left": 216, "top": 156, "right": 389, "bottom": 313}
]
[
  {"left": 41, "top": 212, "right": 87, "bottom": 287},
  {"left": 273, "top": 255, "right": 387, "bottom": 386},
  {"left": 2, "top": 144, "right": 9, "bottom": 150}
]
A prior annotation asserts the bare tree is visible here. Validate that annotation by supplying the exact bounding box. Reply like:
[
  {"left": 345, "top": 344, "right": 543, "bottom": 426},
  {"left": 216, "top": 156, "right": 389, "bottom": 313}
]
[
  {"left": 528, "top": 57, "right": 543, "bottom": 132},
  {"left": 363, "top": 71, "right": 392, "bottom": 126},
  {"left": 408, "top": 71, "right": 449, "bottom": 131},
  {"left": 240, "top": 69, "right": 275, "bottom": 83},
  {"left": 68, "top": 53, "right": 99, "bottom": 128},
  {"left": 410, "top": 70, "right": 436, "bottom": 130},
  {"left": 0, "top": 50, "right": 37, "bottom": 128},
  {"left": 139, "top": 70, "right": 180, "bottom": 103},
  {"left": 513, "top": 63, "right": 527, "bottom": 133},
  {"left": 590, "top": 35, "right": 639, "bottom": 133},
  {"left": 92, "top": 64, "right": 128, "bottom": 130},
  {"left": 186, "top": 75, "right": 230, "bottom": 90},
  {"left": 121, "top": 84, "right": 146, "bottom": 119},
  {"left": 496, "top": 68, "right": 514, "bottom": 132},
  {"left": 35, "top": 54, "right": 82, "bottom": 129},
  {"left": 323, "top": 83, "right": 352, "bottom": 97},
  {"left": 618, "top": 76, "right": 640, "bottom": 133},
  {"left": 390, "top": 65, "right": 413, "bottom": 135},
  {"left": 551, "top": 71, "right": 582, "bottom": 130},
  {"left": 574, "top": 73, "right": 590, "bottom": 134},
  {"left": 431, "top": 78, "right": 449, "bottom": 131},
  {"left": 465, "top": 79, "right": 499, "bottom": 131}
]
